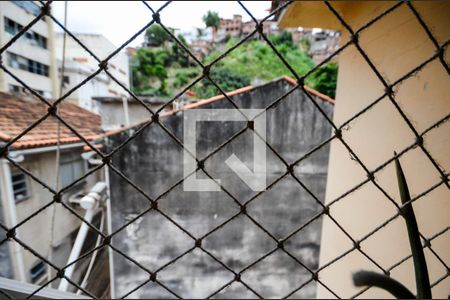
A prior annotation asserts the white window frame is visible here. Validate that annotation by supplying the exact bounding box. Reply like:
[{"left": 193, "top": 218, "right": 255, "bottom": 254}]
[
  {"left": 60, "top": 152, "right": 86, "bottom": 189},
  {"left": 11, "top": 169, "right": 30, "bottom": 203}
]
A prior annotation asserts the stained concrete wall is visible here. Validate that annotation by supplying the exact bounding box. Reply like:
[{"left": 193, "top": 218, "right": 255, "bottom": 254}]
[{"left": 105, "top": 78, "right": 334, "bottom": 298}]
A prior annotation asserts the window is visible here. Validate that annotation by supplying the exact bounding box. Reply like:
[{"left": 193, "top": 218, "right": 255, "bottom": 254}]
[
  {"left": 9, "top": 84, "right": 46, "bottom": 98},
  {"left": 63, "top": 75, "right": 70, "bottom": 85},
  {"left": 30, "top": 260, "right": 46, "bottom": 283},
  {"left": 8, "top": 84, "right": 21, "bottom": 94},
  {"left": 7, "top": 52, "right": 49, "bottom": 77},
  {"left": 60, "top": 153, "right": 85, "bottom": 188},
  {"left": 4, "top": 17, "right": 47, "bottom": 49},
  {"left": 12, "top": 1, "right": 41, "bottom": 17},
  {"left": 5, "top": 18, "right": 20, "bottom": 35},
  {"left": 11, "top": 170, "right": 30, "bottom": 202}
]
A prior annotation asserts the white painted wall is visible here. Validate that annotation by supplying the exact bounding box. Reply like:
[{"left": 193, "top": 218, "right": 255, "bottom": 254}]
[
  {"left": 55, "top": 33, "right": 130, "bottom": 112},
  {"left": 0, "top": 147, "right": 102, "bottom": 283}
]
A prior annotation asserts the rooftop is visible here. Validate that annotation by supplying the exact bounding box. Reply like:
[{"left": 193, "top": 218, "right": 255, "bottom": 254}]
[
  {"left": 92, "top": 96, "right": 166, "bottom": 105},
  {"left": 185, "top": 76, "right": 335, "bottom": 109},
  {"left": 0, "top": 92, "right": 103, "bottom": 150}
]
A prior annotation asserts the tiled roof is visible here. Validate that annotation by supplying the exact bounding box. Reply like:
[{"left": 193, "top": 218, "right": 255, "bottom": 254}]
[
  {"left": 282, "top": 76, "right": 335, "bottom": 104},
  {"left": 0, "top": 92, "right": 103, "bottom": 150}
]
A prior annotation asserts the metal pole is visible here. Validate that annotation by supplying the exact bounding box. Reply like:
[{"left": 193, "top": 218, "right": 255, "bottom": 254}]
[
  {"left": 0, "top": 159, "right": 26, "bottom": 282},
  {"left": 104, "top": 165, "right": 116, "bottom": 298},
  {"left": 58, "top": 182, "right": 107, "bottom": 292},
  {"left": 57, "top": 209, "right": 95, "bottom": 292},
  {"left": 122, "top": 96, "right": 130, "bottom": 127}
]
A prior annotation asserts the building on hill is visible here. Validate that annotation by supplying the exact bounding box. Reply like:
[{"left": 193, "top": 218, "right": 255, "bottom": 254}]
[
  {"left": 174, "top": 27, "right": 213, "bottom": 44},
  {"left": 0, "top": 92, "right": 104, "bottom": 286},
  {"left": 218, "top": 14, "right": 243, "bottom": 38},
  {"left": 55, "top": 33, "right": 130, "bottom": 113},
  {"left": 0, "top": 1, "right": 59, "bottom": 100},
  {"left": 219, "top": 14, "right": 280, "bottom": 39},
  {"left": 190, "top": 39, "right": 213, "bottom": 62},
  {"left": 302, "top": 29, "right": 341, "bottom": 63},
  {"left": 241, "top": 19, "right": 280, "bottom": 37}
]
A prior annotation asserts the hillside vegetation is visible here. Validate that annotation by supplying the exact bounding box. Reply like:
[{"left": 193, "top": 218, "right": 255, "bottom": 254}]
[{"left": 131, "top": 26, "right": 338, "bottom": 100}]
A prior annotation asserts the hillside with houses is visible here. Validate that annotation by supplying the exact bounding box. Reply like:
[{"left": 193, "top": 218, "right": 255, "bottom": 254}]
[{"left": 128, "top": 11, "right": 340, "bottom": 100}]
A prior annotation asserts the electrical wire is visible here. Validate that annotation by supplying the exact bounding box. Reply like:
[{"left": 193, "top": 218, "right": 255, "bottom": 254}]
[{"left": 47, "top": 0, "right": 68, "bottom": 285}]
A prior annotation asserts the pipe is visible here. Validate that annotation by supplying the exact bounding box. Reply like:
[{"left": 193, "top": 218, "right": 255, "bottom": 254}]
[
  {"left": 58, "top": 208, "right": 95, "bottom": 292},
  {"left": 0, "top": 159, "right": 26, "bottom": 282},
  {"left": 9, "top": 143, "right": 85, "bottom": 156},
  {"left": 58, "top": 182, "right": 107, "bottom": 292},
  {"left": 122, "top": 96, "right": 130, "bottom": 127},
  {"left": 104, "top": 166, "right": 116, "bottom": 298},
  {"left": 76, "top": 209, "right": 105, "bottom": 294}
]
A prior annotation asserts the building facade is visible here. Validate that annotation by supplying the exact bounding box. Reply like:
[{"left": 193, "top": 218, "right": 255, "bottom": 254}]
[
  {"left": 0, "top": 1, "right": 59, "bottom": 99},
  {"left": 92, "top": 96, "right": 167, "bottom": 131},
  {"left": 0, "top": 92, "right": 104, "bottom": 285},
  {"left": 218, "top": 14, "right": 243, "bottom": 38},
  {"left": 55, "top": 33, "right": 131, "bottom": 113},
  {"left": 278, "top": 2, "right": 449, "bottom": 298}
]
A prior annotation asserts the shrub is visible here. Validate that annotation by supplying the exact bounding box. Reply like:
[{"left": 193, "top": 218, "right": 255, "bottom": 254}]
[
  {"left": 193, "top": 67, "right": 251, "bottom": 99},
  {"left": 306, "top": 62, "right": 338, "bottom": 98}
]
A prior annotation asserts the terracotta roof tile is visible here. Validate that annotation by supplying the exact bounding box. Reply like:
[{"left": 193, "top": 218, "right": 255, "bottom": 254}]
[
  {"left": 0, "top": 92, "right": 103, "bottom": 149},
  {"left": 282, "top": 76, "right": 335, "bottom": 104}
]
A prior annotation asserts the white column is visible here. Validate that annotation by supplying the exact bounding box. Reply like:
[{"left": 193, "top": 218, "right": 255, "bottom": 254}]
[{"left": 0, "top": 159, "right": 26, "bottom": 282}]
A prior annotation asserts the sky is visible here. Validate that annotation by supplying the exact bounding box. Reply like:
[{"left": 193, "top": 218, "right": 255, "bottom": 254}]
[{"left": 51, "top": 1, "right": 272, "bottom": 48}]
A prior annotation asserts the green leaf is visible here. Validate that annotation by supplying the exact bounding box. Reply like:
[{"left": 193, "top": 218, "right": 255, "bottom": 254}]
[
  {"left": 353, "top": 271, "right": 415, "bottom": 299},
  {"left": 395, "top": 154, "right": 431, "bottom": 299}
]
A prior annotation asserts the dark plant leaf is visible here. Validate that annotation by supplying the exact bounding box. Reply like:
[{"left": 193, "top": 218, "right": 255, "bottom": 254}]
[
  {"left": 395, "top": 154, "right": 432, "bottom": 299},
  {"left": 353, "top": 271, "right": 415, "bottom": 299}
]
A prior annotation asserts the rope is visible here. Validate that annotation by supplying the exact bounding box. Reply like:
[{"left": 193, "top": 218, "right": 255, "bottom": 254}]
[{"left": 47, "top": 0, "right": 68, "bottom": 285}]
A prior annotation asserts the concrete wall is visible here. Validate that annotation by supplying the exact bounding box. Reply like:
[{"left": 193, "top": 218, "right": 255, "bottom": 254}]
[
  {"left": 97, "top": 101, "right": 165, "bottom": 131},
  {"left": 313, "top": 2, "right": 449, "bottom": 299},
  {"left": 105, "top": 79, "right": 334, "bottom": 298}
]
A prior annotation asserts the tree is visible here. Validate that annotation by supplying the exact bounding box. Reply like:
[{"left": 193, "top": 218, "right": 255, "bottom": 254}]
[
  {"left": 202, "top": 11, "right": 220, "bottom": 42},
  {"left": 171, "top": 34, "right": 190, "bottom": 67},
  {"left": 306, "top": 62, "right": 338, "bottom": 98},
  {"left": 193, "top": 67, "right": 251, "bottom": 99},
  {"left": 131, "top": 47, "right": 169, "bottom": 96},
  {"left": 270, "top": 31, "right": 294, "bottom": 48},
  {"left": 203, "top": 39, "right": 315, "bottom": 81},
  {"left": 173, "top": 72, "right": 188, "bottom": 88},
  {"left": 300, "top": 37, "right": 311, "bottom": 53},
  {"left": 145, "top": 24, "right": 170, "bottom": 47},
  {"left": 196, "top": 28, "right": 204, "bottom": 39}
]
